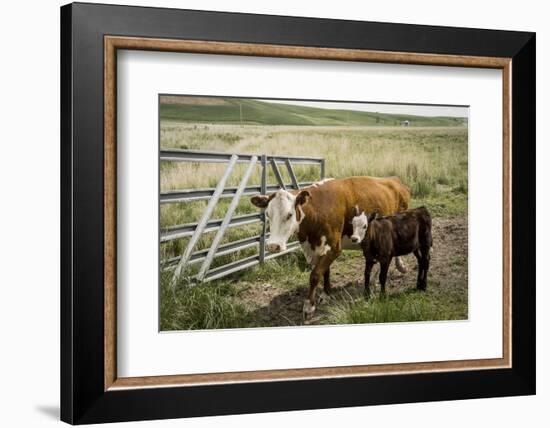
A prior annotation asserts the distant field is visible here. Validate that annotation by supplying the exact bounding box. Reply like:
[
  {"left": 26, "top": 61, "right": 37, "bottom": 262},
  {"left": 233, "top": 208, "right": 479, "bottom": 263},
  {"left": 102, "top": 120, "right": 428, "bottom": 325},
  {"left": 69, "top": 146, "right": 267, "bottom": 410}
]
[
  {"left": 159, "top": 119, "right": 468, "bottom": 331},
  {"left": 160, "top": 96, "right": 468, "bottom": 127}
]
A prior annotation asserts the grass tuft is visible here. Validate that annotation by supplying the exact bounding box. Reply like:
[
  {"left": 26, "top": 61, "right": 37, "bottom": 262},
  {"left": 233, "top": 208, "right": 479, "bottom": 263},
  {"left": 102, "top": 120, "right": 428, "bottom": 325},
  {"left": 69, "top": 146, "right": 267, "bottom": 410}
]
[
  {"left": 325, "top": 285, "right": 467, "bottom": 325},
  {"left": 160, "top": 275, "right": 251, "bottom": 330}
]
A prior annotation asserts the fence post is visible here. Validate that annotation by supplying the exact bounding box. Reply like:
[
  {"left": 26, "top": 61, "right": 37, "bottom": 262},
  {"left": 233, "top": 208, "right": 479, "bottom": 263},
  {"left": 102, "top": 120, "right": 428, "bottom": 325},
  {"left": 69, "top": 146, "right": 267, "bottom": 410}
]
[
  {"left": 259, "top": 154, "right": 267, "bottom": 263},
  {"left": 197, "top": 156, "right": 258, "bottom": 281},
  {"left": 320, "top": 159, "right": 326, "bottom": 180},
  {"left": 169, "top": 154, "right": 238, "bottom": 289}
]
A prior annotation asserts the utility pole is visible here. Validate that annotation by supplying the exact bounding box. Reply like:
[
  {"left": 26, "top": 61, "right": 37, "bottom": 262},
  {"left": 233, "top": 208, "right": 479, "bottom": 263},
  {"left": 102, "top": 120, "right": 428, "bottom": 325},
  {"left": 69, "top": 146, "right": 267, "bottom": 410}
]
[{"left": 239, "top": 102, "right": 243, "bottom": 125}]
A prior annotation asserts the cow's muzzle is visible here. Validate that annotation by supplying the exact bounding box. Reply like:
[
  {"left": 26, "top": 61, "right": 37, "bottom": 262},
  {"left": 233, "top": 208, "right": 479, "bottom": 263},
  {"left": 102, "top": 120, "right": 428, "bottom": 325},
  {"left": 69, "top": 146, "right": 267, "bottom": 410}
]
[
  {"left": 266, "top": 243, "right": 283, "bottom": 253},
  {"left": 351, "top": 235, "right": 360, "bottom": 243}
]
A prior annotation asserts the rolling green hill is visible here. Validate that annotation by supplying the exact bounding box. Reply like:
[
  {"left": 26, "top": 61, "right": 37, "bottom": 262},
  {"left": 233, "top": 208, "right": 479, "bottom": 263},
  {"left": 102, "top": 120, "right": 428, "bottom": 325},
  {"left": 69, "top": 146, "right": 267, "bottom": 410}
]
[{"left": 159, "top": 97, "right": 466, "bottom": 127}]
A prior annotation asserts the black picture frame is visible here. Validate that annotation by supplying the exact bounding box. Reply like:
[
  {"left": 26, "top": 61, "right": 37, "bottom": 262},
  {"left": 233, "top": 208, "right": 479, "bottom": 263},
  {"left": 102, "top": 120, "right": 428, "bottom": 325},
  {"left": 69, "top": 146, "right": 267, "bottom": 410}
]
[{"left": 61, "top": 2, "right": 535, "bottom": 424}]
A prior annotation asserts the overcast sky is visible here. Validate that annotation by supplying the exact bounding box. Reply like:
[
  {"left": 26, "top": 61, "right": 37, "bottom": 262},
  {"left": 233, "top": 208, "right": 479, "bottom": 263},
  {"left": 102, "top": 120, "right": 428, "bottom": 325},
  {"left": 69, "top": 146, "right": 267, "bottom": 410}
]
[{"left": 265, "top": 99, "right": 468, "bottom": 118}]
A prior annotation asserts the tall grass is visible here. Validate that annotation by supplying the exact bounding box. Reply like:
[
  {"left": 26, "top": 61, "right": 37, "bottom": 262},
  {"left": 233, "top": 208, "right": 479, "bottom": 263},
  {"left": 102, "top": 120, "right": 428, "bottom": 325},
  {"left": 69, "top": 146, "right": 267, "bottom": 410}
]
[
  {"left": 160, "top": 272, "right": 251, "bottom": 330},
  {"left": 160, "top": 124, "right": 467, "bottom": 200}
]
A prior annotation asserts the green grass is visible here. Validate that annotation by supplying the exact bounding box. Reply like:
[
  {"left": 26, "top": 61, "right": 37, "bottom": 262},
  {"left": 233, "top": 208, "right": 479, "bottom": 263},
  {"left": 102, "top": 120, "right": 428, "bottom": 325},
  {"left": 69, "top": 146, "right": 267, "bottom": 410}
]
[
  {"left": 161, "top": 254, "right": 309, "bottom": 330},
  {"left": 160, "top": 97, "right": 467, "bottom": 127},
  {"left": 160, "top": 272, "right": 252, "bottom": 330},
  {"left": 325, "top": 285, "right": 468, "bottom": 325},
  {"left": 236, "top": 251, "right": 310, "bottom": 288},
  {"left": 160, "top": 262, "right": 468, "bottom": 330},
  {"left": 413, "top": 192, "right": 468, "bottom": 218}
]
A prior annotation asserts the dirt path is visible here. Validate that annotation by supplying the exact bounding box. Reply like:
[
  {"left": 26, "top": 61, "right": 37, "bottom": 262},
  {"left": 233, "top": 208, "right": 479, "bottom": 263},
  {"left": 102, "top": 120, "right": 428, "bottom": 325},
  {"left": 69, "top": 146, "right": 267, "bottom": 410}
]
[{"left": 235, "top": 216, "right": 468, "bottom": 326}]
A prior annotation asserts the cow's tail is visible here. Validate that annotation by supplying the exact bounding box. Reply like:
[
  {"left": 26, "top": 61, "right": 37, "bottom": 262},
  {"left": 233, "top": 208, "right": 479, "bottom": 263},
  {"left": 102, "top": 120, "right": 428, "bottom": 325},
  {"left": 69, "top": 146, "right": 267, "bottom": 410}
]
[
  {"left": 398, "top": 186, "right": 411, "bottom": 211},
  {"left": 388, "top": 176, "right": 411, "bottom": 211}
]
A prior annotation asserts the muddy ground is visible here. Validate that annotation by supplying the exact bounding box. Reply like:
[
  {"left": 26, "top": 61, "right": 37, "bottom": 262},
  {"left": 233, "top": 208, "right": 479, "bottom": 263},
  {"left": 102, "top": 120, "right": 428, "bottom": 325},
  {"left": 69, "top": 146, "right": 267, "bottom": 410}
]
[{"left": 234, "top": 216, "right": 468, "bottom": 326}]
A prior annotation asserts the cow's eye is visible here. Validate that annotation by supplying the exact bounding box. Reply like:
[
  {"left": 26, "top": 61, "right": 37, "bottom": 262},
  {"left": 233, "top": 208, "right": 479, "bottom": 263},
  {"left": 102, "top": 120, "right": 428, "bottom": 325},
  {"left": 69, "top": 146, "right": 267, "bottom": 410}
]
[
  {"left": 286, "top": 212, "right": 293, "bottom": 221},
  {"left": 364, "top": 225, "right": 367, "bottom": 229}
]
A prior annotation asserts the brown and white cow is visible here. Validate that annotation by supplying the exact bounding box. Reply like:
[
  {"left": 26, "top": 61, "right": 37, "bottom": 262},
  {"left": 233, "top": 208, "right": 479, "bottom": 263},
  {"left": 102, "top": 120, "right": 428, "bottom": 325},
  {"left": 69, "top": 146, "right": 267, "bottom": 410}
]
[{"left": 250, "top": 176, "right": 410, "bottom": 319}]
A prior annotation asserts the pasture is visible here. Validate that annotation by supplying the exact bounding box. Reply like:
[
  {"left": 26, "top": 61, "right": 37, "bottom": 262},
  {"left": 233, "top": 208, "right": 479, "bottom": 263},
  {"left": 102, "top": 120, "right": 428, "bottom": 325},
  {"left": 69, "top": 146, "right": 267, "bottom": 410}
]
[{"left": 160, "top": 121, "right": 468, "bottom": 331}]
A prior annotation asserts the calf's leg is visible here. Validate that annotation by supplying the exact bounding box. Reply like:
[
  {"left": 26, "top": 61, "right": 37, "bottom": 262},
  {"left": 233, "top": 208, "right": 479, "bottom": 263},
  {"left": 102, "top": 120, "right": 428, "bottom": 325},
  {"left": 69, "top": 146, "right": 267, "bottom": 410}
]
[
  {"left": 364, "top": 259, "right": 375, "bottom": 300},
  {"left": 378, "top": 258, "right": 391, "bottom": 298},
  {"left": 414, "top": 247, "right": 429, "bottom": 291},
  {"left": 413, "top": 248, "right": 423, "bottom": 290},
  {"left": 419, "top": 246, "right": 430, "bottom": 290}
]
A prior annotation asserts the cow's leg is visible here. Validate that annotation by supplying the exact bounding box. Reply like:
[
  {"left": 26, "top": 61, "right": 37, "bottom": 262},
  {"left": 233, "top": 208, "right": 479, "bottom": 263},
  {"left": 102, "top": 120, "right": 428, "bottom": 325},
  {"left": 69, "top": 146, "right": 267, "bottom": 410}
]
[
  {"left": 317, "top": 267, "right": 331, "bottom": 304},
  {"left": 378, "top": 258, "right": 391, "bottom": 298},
  {"left": 364, "top": 258, "right": 375, "bottom": 300},
  {"left": 304, "top": 251, "right": 339, "bottom": 320},
  {"left": 303, "top": 271, "right": 319, "bottom": 321},
  {"left": 323, "top": 266, "right": 332, "bottom": 294},
  {"left": 319, "top": 239, "right": 341, "bottom": 302}
]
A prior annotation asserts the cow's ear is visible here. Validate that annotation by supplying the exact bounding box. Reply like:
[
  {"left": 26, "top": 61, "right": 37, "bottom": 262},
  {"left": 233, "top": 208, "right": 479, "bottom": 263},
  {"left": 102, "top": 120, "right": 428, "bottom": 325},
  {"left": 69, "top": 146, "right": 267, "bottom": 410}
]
[
  {"left": 367, "top": 212, "right": 378, "bottom": 223},
  {"left": 295, "top": 190, "right": 311, "bottom": 207},
  {"left": 251, "top": 193, "right": 274, "bottom": 208},
  {"left": 353, "top": 205, "right": 360, "bottom": 217}
]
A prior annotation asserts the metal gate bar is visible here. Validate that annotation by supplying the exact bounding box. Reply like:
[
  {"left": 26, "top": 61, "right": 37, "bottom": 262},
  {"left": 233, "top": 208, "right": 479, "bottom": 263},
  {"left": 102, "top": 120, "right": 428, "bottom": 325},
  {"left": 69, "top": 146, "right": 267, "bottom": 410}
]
[
  {"left": 201, "top": 241, "right": 302, "bottom": 282},
  {"left": 160, "top": 182, "right": 316, "bottom": 204},
  {"left": 161, "top": 149, "right": 323, "bottom": 165},
  {"left": 163, "top": 235, "right": 264, "bottom": 269},
  {"left": 270, "top": 159, "right": 286, "bottom": 190},
  {"left": 169, "top": 154, "right": 238, "bottom": 288},
  {"left": 259, "top": 154, "right": 267, "bottom": 263},
  {"left": 163, "top": 232, "right": 282, "bottom": 271},
  {"left": 161, "top": 213, "right": 262, "bottom": 242},
  {"left": 284, "top": 159, "right": 299, "bottom": 189},
  {"left": 197, "top": 156, "right": 258, "bottom": 281}
]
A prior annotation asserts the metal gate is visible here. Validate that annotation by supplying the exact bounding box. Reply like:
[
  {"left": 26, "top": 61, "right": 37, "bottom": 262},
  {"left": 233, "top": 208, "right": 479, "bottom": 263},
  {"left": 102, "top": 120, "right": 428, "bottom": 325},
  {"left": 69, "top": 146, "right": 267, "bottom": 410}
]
[{"left": 160, "top": 149, "right": 325, "bottom": 287}]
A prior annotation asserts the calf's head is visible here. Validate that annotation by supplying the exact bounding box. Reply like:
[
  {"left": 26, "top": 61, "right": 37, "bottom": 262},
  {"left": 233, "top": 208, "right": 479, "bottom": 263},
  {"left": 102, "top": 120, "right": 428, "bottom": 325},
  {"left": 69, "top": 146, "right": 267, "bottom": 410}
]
[
  {"left": 251, "top": 189, "right": 311, "bottom": 253},
  {"left": 350, "top": 206, "right": 377, "bottom": 243}
]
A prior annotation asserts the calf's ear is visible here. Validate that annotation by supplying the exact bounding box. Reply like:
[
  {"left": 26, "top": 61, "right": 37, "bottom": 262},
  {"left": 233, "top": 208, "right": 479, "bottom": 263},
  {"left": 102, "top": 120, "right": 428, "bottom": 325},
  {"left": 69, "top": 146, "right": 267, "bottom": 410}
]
[
  {"left": 251, "top": 194, "right": 274, "bottom": 208},
  {"left": 295, "top": 190, "right": 311, "bottom": 207}
]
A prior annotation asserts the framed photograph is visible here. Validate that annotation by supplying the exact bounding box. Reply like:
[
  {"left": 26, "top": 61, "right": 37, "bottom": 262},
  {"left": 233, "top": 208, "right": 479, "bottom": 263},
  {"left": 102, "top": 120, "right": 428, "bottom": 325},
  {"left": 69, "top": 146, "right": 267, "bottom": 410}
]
[{"left": 61, "top": 2, "right": 535, "bottom": 424}]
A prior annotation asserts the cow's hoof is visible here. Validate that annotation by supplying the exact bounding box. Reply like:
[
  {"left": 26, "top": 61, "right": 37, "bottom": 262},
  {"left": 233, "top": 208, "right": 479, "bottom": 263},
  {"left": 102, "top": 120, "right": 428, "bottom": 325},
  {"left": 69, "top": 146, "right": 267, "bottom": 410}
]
[
  {"left": 303, "top": 300, "right": 316, "bottom": 321},
  {"left": 318, "top": 291, "right": 330, "bottom": 304}
]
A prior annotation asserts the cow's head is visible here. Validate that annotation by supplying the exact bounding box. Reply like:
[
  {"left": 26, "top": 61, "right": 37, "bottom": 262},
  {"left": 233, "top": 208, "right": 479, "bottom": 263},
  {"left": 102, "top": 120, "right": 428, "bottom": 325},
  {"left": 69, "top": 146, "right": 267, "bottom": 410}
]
[
  {"left": 350, "top": 206, "right": 377, "bottom": 243},
  {"left": 251, "top": 189, "right": 311, "bottom": 253}
]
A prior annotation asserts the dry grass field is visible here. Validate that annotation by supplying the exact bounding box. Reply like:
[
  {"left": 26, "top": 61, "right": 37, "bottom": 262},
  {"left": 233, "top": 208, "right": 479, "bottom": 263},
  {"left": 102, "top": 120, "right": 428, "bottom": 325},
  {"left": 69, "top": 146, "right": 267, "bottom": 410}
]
[{"left": 159, "top": 122, "right": 468, "bottom": 330}]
